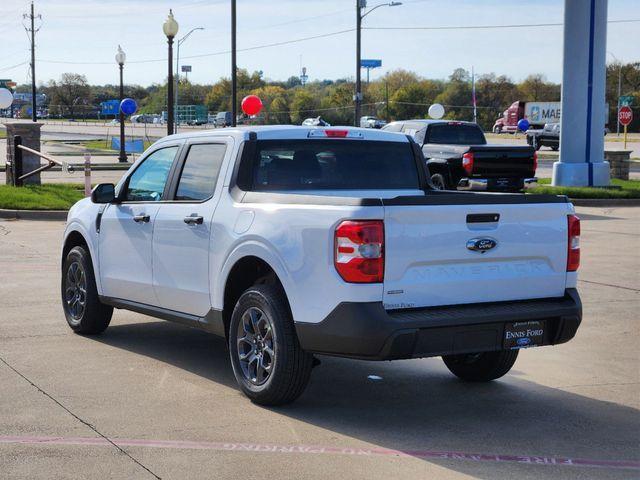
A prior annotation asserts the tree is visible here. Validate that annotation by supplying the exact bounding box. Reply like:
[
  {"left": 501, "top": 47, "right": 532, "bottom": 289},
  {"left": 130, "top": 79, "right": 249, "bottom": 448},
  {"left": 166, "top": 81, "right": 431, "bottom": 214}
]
[
  {"left": 47, "top": 73, "right": 91, "bottom": 119},
  {"left": 389, "top": 80, "right": 444, "bottom": 119},
  {"left": 289, "top": 89, "right": 319, "bottom": 124},
  {"left": 320, "top": 81, "right": 354, "bottom": 125},
  {"left": 518, "top": 74, "right": 560, "bottom": 101}
]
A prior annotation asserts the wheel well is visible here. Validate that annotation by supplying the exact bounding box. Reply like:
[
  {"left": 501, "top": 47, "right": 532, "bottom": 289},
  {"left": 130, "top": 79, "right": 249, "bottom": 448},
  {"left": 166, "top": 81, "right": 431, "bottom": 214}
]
[
  {"left": 62, "top": 230, "right": 89, "bottom": 266},
  {"left": 223, "top": 256, "right": 287, "bottom": 339}
]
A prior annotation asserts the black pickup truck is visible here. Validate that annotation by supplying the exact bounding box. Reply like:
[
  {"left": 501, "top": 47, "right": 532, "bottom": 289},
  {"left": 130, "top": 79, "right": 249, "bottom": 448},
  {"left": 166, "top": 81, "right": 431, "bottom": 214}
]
[{"left": 382, "top": 119, "right": 538, "bottom": 192}]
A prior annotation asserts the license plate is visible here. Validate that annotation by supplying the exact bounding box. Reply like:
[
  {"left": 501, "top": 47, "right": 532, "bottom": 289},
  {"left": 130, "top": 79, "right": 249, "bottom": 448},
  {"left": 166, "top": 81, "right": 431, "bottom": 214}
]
[{"left": 504, "top": 320, "right": 545, "bottom": 349}]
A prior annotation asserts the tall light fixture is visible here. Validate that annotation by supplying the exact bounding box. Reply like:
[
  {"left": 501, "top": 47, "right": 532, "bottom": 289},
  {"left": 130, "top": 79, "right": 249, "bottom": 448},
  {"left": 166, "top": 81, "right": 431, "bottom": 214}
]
[
  {"left": 115, "top": 45, "right": 127, "bottom": 162},
  {"left": 163, "top": 9, "right": 179, "bottom": 136},
  {"left": 355, "top": 1, "right": 401, "bottom": 126},
  {"left": 175, "top": 27, "right": 204, "bottom": 133}
]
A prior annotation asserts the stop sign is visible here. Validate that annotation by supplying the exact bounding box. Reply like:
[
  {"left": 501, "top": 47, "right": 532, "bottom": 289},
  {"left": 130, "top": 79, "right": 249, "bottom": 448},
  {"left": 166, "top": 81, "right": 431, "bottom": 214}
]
[{"left": 618, "top": 106, "right": 633, "bottom": 126}]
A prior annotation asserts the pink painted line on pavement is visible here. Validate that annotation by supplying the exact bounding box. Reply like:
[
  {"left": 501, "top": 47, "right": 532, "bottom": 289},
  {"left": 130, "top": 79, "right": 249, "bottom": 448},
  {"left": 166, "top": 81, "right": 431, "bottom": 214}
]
[{"left": 0, "top": 435, "right": 638, "bottom": 471}]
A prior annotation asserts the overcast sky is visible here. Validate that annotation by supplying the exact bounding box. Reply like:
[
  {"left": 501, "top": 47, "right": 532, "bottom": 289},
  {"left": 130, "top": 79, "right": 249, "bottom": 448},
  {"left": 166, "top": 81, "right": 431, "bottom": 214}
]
[{"left": 0, "top": 0, "right": 638, "bottom": 87}]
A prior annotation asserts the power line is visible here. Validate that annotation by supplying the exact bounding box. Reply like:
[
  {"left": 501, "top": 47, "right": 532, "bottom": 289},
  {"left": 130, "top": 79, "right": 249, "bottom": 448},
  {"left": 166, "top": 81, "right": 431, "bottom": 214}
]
[
  {"left": 0, "top": 61, "right": 28, "bottom": 72},
  {"left": 365, "top": 18, "right": 640, "bottom": 31},
  {"left": 39, "top": 29, "right": 356, "bottom": 65}
]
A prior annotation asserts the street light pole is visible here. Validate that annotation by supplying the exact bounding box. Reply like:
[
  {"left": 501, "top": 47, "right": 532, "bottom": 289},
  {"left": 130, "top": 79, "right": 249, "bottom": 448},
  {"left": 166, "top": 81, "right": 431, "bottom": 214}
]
[
  {"left": 355, "top": 0, "right": 362, "bottom": 126},
  {"left": 163, "top": 10, "right": 179, "bottom": 136},
  {"left": 175, "top": 27, "right": 204, "bottom": 134},
  {"left": 355, "top": 1, "right": 401, "bottom": 126},
  {"left": 617, "top": 64, "right": 622, "bottom": 137},
  {"left": 115, "top": 45, "right": 127, "bottom": 163},
  {"left": 231, "top": 0, "right": 237, "bottom": 127}
]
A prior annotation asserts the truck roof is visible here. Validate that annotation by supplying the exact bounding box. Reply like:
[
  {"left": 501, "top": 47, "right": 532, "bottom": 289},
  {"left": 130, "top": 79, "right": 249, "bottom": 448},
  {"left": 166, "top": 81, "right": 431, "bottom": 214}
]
[
  {"left": 386, "top": 119, "right": 479, "bottom": 128},
  {"left": 155, "top": 125, "right": 410, "bottom": 146}
]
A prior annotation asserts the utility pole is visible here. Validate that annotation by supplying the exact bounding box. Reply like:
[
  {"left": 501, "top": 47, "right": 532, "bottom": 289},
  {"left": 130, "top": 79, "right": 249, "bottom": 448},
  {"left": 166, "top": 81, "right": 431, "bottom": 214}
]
[
  {"left": 355, "top": 0, "right": 362, "bottom": 126},
  {"left": 231, "top": 0, "right": 237, "bottom": 127},
  {"left": 24, "top": 2, "right": 41, "bottom": 122}
]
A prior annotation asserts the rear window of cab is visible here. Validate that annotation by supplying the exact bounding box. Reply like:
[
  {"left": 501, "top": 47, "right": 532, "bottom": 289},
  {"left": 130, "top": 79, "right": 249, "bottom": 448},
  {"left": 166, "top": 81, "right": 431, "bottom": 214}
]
[{"left": 250, "top": 140, "right": 420, "bottom": 191}]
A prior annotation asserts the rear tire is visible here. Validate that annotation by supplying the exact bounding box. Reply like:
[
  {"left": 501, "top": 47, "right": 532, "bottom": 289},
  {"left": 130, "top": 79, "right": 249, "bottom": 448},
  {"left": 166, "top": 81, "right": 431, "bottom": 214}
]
[
  {"left": 61, "top": 246, "right": 112, "bottom": 334},
  {"left": 493, "top": 126, "right": 502, "bottom": 134},
  {"left": 229, "top": 284, "right": 313, "bottom": 406},
  {"left": 442, "top": 350, "right": 518, "bottom": 382},
  {"left": 430, "top": 173, "right": 448, "bottom": 190}
]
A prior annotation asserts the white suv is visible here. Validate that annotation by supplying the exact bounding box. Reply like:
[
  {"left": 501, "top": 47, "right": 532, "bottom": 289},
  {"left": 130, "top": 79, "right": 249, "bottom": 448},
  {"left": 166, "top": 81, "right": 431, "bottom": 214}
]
[{"left": 62, "top": 126, "right": 582, "bottom": 405}]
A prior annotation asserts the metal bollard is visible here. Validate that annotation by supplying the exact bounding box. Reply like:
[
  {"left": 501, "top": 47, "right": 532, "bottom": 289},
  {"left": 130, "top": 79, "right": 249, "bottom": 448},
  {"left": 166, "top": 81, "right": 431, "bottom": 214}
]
[{"left": 84, "top": 151, "right": 91, "bottom": 196}]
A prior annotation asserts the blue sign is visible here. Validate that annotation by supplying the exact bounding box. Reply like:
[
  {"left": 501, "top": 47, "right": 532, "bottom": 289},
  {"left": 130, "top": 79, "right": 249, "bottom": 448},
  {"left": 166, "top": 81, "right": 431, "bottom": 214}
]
[
  {"left": 111, "top": 137, "right": 144, "bottom": 153},
  {"left": 101, "top": 100, "right": 120, "bottom": 116},
  {"left": 360, "top": 59, "right": 382, "bottom": 69}
]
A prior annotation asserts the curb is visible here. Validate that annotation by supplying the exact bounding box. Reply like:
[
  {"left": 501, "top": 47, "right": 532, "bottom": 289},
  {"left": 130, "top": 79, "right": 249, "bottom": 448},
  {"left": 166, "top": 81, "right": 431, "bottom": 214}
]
[
  {"left": 0, "top": 209, "right": 68, "bottom": 221},
  {"left": 570, "top": 198, "right": 640, "bottom": 207}
]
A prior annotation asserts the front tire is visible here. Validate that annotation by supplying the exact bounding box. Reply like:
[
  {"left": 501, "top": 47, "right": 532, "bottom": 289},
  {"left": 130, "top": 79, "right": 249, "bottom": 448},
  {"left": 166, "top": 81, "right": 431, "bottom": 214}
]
[
  {"left": 442, "top": 350, "right": 518, "bottom": 382},
  {"left": 61, "top": 246, "right": 112, "bottom": 334},
  {"left": 229, "top": 284, "right": 313, "bottom": 406}
]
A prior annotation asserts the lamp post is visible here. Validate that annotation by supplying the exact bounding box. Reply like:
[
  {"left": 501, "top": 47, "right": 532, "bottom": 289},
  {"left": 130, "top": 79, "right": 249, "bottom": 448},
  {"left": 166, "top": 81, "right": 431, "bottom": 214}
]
[
  {"left": 163, "top": 9, "right": 179, "bottom": 136},
  {"left": 175, "top": 27, "right": 204, "bottom": 133},
  {"left": 115, "top": 45, "right": 127, "bottom": 162},
  {"left": 607, "top": 51, "right": 623, "bottom": 137},
  {"left": 355, "top": 1, "right": 401, "bottom": 126}
]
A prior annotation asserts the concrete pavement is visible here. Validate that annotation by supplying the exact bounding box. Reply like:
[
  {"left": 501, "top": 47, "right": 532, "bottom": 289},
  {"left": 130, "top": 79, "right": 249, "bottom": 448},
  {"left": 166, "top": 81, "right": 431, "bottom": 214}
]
[{"left": 0, "top": 206, "right": 639, "bottom": 479}]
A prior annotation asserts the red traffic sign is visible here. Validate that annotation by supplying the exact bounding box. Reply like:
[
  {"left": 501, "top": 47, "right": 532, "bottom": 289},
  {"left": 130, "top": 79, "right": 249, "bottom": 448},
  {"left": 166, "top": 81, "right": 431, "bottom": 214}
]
[{"left": 618, "top": 106, "right": 633, "bottom": 126}]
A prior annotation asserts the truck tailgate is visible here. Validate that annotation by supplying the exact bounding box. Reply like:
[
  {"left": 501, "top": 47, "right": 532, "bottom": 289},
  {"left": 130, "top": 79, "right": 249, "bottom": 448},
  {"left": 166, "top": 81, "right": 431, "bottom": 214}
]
[
  {"left": 470, "top": 146, "right": 535, "bottom": 177},
  {"left": 383, "top": 199, "right": 569, "bottom": 310}
]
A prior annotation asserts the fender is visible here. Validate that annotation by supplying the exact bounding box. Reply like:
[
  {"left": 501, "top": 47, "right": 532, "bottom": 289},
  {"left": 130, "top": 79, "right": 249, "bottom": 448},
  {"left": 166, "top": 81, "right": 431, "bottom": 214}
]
[
  {"left": 62, "top": 221, "right": 104, "bottom": 295},
  {"left": 213, "top": 238, "right": 294, "bottom": 313}
]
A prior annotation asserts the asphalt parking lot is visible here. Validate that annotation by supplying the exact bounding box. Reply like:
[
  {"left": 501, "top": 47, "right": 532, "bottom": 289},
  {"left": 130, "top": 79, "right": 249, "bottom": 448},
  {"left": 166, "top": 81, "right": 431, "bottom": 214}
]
[{"left": 0, "top": 206, "right": 638, "bottom": 479}]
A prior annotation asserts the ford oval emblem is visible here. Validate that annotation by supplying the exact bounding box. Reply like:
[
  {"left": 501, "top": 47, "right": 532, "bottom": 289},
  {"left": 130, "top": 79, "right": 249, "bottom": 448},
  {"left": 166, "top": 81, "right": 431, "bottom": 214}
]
[
  {"left": 466, "top": 237, "right": 497, "bottom": 253},
  {"left": 517, "top": 337, "right": 531, "bottom": 347}
]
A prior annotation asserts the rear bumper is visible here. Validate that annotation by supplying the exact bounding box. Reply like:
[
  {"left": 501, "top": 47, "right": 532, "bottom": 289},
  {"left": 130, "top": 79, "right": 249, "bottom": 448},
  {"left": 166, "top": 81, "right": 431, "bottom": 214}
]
[
  {"left": 295, "top": 289, "right": 582, "bottom": 360},
  {"left": 457, "top": 177, "right": 536, "bottom": 192}
]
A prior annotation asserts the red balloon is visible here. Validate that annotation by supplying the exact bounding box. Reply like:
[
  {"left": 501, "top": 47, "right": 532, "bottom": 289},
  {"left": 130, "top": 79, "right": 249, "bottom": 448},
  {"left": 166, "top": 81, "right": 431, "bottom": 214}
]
[{"left": 241, "top": 95, "right": 263, "bottom": 116}]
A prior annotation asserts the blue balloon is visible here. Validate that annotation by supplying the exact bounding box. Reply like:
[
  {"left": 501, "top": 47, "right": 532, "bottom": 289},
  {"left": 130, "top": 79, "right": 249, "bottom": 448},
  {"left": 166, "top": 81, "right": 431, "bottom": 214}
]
[
  {"left": 517, "top": 118, "right": 530, "bottom": 132},
  {"left": 120, "top": 98, "right": 137, "bottom": 115}
]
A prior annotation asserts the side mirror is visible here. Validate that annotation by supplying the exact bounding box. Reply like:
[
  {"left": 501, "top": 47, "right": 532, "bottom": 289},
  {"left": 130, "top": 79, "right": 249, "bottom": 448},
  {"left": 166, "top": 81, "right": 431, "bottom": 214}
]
[{"left": 91, "top": 183, "right": 116, "bottom": 204}]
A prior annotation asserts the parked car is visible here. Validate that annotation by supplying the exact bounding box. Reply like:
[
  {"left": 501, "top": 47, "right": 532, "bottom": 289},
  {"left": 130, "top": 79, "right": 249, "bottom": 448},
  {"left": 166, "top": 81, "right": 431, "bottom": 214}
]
[
  {"left": 301, "top": 116, "right": 330, "bottom": 127},
  {"left": 360, "top": 116, "right": 386, "bottom": 129},
  {"left": 215, "top": 111, "right": 232, "bottom": 127},
  {"left": 526, "top": 122, "right": 608, "bottom": 151},
  {"left": 62, "top": 126, "right": 581, "bottom": 405},
  {"left": 383, "top": 119, "right": 538, "bottom": 192},
  {"left": 527, "top": 122, "right": 560, "bottom": 151}
]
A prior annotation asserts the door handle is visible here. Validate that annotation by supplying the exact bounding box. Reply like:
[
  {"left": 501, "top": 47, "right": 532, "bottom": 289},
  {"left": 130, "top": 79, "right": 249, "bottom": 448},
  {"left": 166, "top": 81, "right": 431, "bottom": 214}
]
[
  {"left": 184, "top": 214, "right": 204, "bottom": 225},
  {"left": 133, "top": 214, "right": 150, "bottom": 223}
]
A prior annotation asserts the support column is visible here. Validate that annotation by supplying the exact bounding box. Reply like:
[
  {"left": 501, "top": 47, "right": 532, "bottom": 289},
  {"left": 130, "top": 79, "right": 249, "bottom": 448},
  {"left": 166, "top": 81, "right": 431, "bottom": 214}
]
[
  {"left": 552, "top": 0, "right": 610, "bottom": 186},
  {"left": 4, "top": 122, "right": 43, "bottom": 185}
]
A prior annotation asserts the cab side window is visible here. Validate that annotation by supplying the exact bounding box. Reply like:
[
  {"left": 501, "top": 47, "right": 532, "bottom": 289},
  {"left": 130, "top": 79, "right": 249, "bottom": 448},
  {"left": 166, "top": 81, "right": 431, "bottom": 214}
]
[
  {"left": 175, "top": 143, "right": 227, "bottom": 201},
  {"left": 126, "top": 147, "right": 178, "bottom": 201}
]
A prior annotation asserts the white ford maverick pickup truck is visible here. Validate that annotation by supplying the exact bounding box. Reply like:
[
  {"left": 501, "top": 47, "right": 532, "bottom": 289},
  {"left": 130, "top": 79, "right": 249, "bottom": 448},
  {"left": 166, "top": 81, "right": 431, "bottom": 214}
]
[{"left": 61, "top": 126, "right": 582, "bottom": 405}]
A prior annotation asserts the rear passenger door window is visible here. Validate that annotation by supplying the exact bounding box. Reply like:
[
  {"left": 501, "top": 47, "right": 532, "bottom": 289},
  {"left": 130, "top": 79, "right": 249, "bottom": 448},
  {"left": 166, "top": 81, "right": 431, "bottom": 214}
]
[{"left": 175, "top": 143, "right": 227, "bottom": 201}]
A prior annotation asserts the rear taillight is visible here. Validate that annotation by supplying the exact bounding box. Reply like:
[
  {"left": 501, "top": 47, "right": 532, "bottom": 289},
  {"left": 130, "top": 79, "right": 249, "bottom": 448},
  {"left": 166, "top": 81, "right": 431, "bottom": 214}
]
[
  {"left": 462, "top": 152, "right": 474, "bottom": 176},
  {"left": 567, "top": 214, "right": 580, "bottom": 272},
  {"left": 335, "top": 220, "right": 384, "bottom": 283},
  {"left": 533, "top": 151, "right": 538, "bottom": 173}
]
